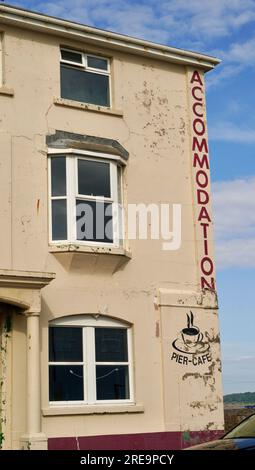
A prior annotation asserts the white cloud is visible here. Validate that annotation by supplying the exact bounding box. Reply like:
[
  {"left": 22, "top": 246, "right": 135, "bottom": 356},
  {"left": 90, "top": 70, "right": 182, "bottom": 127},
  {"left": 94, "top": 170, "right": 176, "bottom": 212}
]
[
  {"left": 12, "top": 0, "right": 255, "bottom": 46},
  {"left": 11, "top": 0, "right": 255, "bottom": 91},
  {"left": 216, "top": 239, "right": 255, "bottom": 269},
  {"left": 224, "top": 356, "right": 255, "bottom": 363},
  {"left": 163, "top": 0, "right": 255, "bottom": 40},
  {"left": 221, "top": 342, "right": 255, "bottom": 394},
  {"left": 212, "top": 177, "right": 255, "bottom": 268},
  {"left": 206, "top": 35, "right": 255, "bottom": 89},
  {"left": 209, "top": 121, "right": 255, "bottom": 143},
  {"left": 205, "top": 64, "right": 243, "bottom": 89},
  {"left": 11, "top": 0, "right": 255, "bottom": 92},
  {"left": 224, "top": 37, "right": 255, "bottom": 63}
]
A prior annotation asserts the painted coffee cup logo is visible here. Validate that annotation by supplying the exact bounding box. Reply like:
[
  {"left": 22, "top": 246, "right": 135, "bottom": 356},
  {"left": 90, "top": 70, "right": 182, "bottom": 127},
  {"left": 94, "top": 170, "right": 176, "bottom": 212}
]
[
  {"left": 182, "top": 327, "right": 202, "bottom": 346},
  {"left": 171, "top": 311, "right": 212, "bottom": 367},
  {"left": 181, "top": 312, "right": 203, "bottom": 347}
]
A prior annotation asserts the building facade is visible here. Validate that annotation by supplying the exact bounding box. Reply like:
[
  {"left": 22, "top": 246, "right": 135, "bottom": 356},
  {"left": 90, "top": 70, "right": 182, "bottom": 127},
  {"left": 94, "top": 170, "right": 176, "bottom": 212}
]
[{"left": 0, "top": 4, "right": 224, "bottom": 450}]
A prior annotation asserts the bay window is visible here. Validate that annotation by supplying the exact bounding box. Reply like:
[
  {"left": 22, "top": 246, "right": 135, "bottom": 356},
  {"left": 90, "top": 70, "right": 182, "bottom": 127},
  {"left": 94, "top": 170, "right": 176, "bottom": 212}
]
[{"left": 49, "top": 150, "right": 123, "bottom": 247}]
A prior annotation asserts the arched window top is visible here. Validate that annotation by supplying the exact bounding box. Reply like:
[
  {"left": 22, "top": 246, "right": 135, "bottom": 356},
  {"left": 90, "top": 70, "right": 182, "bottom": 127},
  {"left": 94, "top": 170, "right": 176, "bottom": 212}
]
[
  {"left": 48, "top": 314, "right": 133, "bottom": 405},
  {"left": 50, "top": 314, "right": 131, "bottom": 328}
]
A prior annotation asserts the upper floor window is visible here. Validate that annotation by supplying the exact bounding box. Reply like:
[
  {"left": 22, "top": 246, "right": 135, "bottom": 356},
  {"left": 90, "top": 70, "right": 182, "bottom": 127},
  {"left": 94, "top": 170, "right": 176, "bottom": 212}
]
[
  {"left": 49, "top": 150, "right": 123, "bottom": 247},
  {"left": 60, "top": 48, "right": 110, "bottom": 107},
  {"left": 48, "top": 315, "right": 133, "bottom": 404}
]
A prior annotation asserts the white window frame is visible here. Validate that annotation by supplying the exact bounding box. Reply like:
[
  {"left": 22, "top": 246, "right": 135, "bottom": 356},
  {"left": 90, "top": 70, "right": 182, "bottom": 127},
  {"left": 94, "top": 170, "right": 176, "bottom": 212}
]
[
  {"left": 48, "top": 149, "right": 124, "bottom": 248},
  {"left": 60, "top": 47, "right": 111, "bottom": 107},
  {"left": 48, "top": 315, "right": 134, "bottom": 406}
]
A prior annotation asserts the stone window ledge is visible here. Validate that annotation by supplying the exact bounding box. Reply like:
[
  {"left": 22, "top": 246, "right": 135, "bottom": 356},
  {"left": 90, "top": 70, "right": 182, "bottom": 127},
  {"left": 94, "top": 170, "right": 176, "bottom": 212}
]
[
  {"left": 42, "top": 404, "right": 144, "bottom": 416},
  {"left": 0, "top": 86, "right": 14, "bottom": 96},
  {"left": 49, "top": 244, "right": 132, "bottom": 258},
  {"left": 54, "top": 98, "right": 123, "bottom": 117}
]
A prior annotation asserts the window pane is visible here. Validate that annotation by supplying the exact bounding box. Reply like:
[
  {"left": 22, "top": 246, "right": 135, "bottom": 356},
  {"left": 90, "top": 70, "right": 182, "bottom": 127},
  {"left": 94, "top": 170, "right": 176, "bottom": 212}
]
[
  {"left": 49, "top": 327, "right": 83, "bottom": 362},
  {"left": 49, "top": 365, "right": 84, "bottom": 401},
  {"left": 78, "top": 159, "right": 110, "bottom": 197},
  {"left": 52, "top": 199, "right": 67, "bottom": 240},
  {"left": 96, "top": 365, "right": 129, "bottom": 400},
  {"left": 61, "top": 65, "right": 110, "bottom": 107},
  {"left": 76, "top": 199, "right": 113, "bottom": 243},
  {"left": 87, "top": 56, "right": 108, "bottom": 70},
  {"left": 95, "top": 328, "right": 128, "bottom": 362},
  {"left": 51, "top": 157, "right": 66, "bottom": 196},
  {"left": 117, "top": 165, "right": 122, "bottom": 202},
  {"left": 61, "top": 49, "right": 82, "bottom": 63}
]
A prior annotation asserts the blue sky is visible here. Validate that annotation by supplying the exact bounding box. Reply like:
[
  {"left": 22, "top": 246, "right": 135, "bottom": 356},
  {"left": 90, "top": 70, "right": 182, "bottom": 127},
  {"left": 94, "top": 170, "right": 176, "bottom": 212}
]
[{"left": 10, "top": 0, "right": 255, "bottom": 394}]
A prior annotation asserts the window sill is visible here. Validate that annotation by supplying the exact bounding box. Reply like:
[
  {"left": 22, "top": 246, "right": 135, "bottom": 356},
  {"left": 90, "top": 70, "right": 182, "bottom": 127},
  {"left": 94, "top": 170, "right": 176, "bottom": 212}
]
[
  {"left": 54, "top": 98, "right": 123, "bottom": 117},
  {"left": 0, "top": 86, "right": 14, "bottom": 96},
  {"left": 42, "top": 404, "right": 144, "bottom": 416},
  {"left": 49, "top": 244, "right": 132, "bottom": 258}
]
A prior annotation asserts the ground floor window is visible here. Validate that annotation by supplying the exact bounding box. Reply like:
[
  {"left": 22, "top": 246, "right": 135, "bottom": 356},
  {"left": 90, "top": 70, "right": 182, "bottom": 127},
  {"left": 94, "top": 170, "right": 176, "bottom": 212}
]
[{"left": 48, "top": 315, "right": 133, "bottom": 405}]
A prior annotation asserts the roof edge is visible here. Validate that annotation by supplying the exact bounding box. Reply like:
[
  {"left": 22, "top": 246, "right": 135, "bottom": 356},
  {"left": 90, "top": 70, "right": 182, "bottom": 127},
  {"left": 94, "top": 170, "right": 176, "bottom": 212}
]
[{"left": 0, "top": 4, "right": 220, "bottom": 71}]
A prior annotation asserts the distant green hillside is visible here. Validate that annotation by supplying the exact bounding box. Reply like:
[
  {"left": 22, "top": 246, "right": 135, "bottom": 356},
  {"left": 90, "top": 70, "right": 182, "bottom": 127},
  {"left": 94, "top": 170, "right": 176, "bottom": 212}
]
[{"left": 224, "top": 392, "right": 255, "bottom": 404}]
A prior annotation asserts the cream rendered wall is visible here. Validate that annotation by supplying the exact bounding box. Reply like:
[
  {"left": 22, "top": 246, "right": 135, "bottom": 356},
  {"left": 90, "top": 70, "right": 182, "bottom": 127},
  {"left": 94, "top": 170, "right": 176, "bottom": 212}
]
[{"left": 0, "top": 24, "right": 223, "bottom": 444}]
